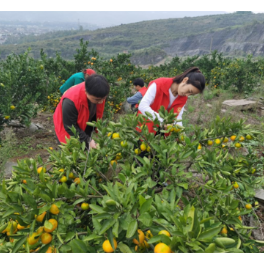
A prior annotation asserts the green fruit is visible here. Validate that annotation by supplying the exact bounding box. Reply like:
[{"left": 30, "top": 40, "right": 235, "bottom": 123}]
[{"left": 105, "top": 199, "right": 117, "bottom": 206}]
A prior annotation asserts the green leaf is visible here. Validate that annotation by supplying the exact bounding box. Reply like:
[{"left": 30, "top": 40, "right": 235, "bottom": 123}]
[
  {"left": 140, "top": 198, "right": 153, "bottom": 215},
  {"left": 205, "top": 243, "right": 216, "bottom": 253},
  {"left": 138, "top": 212, "right": 153, "bottom": 226},
  {"left": 37, "top": 243, "right": 52, "bottom": 253},
  {"left": 89, "top": 204, "right": 105, "bottom": 214},
  {"left": 177, "top": 183, "right": 188, "bottom": 190},
  {"left": 118, "top": 242, "right": 132, "bottom": 253},
  {"left": 65, "top": 232, "right": 75, "bottom": 242},
  {"left": 12, "top": 236, "right": 27, "bottom": 253},
  {"left": 82, "top": 234, "right": 102, "bottom": 242},
  {"left": 23, "top": 194, "right": 37, "bottom": 208},
  {"left": 198, "top": 226, "right": 222, "bottom": 242},
  {"left": 39, "top": 204, "right": 51, "bottom": 214},
  {"left": 112, "top": 220, "right": 119, "bottom": 238},
  {"left": 98, "top": 219, "right": 116, "bottom": 235},
  {"left": 0, "top": 223, "right": 8, "bottom": 233},
  {"left": 69, "top": 239, "right": 88, "bottom": 253},
  {"left": 126, "top": 219, "right": 138, "bottom": 238},
  {"left": 44, "top": 220, "right": 53, "bottom": 230},
  {"left": 2, "top": 209, "right": 17, "bottom": 219},
  {"left": 73, "top": 198, "right": 85, "bottom": 206},
  {"left": 59, "top": 244, "right": 72, "bottom": 253}
]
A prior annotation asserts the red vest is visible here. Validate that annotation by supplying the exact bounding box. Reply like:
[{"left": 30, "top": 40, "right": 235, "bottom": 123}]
[
  {"left": 135, "top": 87, "right": 148, "bottom": 108},
  {"left": 53, "top": 82, "right": 105, "bottom": 143},
  {"left": 137, "top": 78, "right": 187, "bottom": 135}
]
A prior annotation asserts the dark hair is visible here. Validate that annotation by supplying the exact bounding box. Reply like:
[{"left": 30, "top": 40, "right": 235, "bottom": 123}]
[
  {"left": 85, "top": 74, "right": 110, "bottom": 98},
  {"left": 133, "top": 78, "right": 144, "bottom": 87},
  {"left": 173, "top": 67, "right": 205, "bottom": 92}
]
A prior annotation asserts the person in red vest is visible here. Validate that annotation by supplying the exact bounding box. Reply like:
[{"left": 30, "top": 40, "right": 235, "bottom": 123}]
[
  {"left": 126, "top": 78, "right": 147, "bottom": 111},
  {"left": 137, "top": 67, "right": 205, "bottom": 135},
  {"left": 54, "top": 74, "right": 109, "bottom": 149}
]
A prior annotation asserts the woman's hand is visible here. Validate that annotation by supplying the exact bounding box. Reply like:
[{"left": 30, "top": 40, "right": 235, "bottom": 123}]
[{"left": 89, "top": 139, "right": 97, "bottom": 149}]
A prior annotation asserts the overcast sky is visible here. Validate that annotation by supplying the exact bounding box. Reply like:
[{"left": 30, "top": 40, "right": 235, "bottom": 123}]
[{"left": 0, "top": 11, "right": 228, "bottom": 28}]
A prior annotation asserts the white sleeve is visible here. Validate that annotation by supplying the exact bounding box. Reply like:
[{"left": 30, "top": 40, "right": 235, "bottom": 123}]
[
  {"left": 138, "top": 82, "right": 164, "bottom": 124},
  {"left": 173, "top": 106, "right": 185, "bottom": 127}
]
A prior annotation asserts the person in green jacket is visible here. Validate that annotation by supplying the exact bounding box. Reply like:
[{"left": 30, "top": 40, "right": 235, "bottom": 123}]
[{"left": 59, "top": 68, "right": 96, "bottom": 95}]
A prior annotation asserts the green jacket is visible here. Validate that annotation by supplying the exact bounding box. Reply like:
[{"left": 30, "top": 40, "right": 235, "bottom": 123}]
[{"left": 59, "top": 72, "right": 85, "bottom": 94}]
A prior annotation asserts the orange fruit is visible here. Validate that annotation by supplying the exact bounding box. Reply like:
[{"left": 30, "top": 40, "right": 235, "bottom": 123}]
[
  {"left": 145, "top": 230, "right": 153, "bottom": 239},
  {"left": 27, "top": 232, "right": 40, "bottom": 245},
  {"left": 246, "top": 134, "right": 252, "bottom": 140},
  {"left": 115, "top": 153, "right": 122, "bottom": 160},
  {"left": 44, "top": 219, "right": 58, "bottom": 233},
  {"left": 230, "top": 135, "right": 236, "bottom": 141},
  {"left": 17, "top": 224, "right": 26, "bottom": 230},
  {"left": 37, "top": 167, "right": 46, "bottom": 174},
  {"left": 245, "top": 204, "right": 252, "bottom": 210},
  {"left": 146, "top": 146, "right": 151, "bottom": 152},
  {"left": 59, "top": 176, "right": 67, "bottom": 183},
  {"left": 221, "top": 227, "right": 228, "bottom": 234},
  {"left": 120, "top": 141, "right": 128, "bottom": 147},
  {"left": 41, "top": 232, "right": 53, "bottom": 244},
  {"left": 36, "top": 226, "right": 44, "bottom": 234},
  {"left": 46, "top": 246, "right": 56, "bottom": 253},
  {"left": 197, "top": 144, "right": 202, "bottom": 150},
  {"left": 235, "top": 143, "right": 241, "bottom": 148},
  {"left": 154, "top": 243, "right": 172, "bottom": 253},
  {"left": 223, "top": 137, "right": 229, "bottom": 143},
  {"left": 69, "top": 172, "right": 75, "bottom": 179},
  {"left": 215, "top": 139, "right": 221, "bottom": 145},
  {"left": 233, "top": 182, "right": 239, "bottom": 189},
  {"left": 132, "top": 229, "right": 145, "bottom": 245},
  {"left": 207, "top": 140, "right": 213, "bottom": 146},
  {"left": 50, "top": 204, "right": 59, "bottom": 215},
  {"left": 112, "top": 133, "right": 120, "bottom": 139},
  {"left": 239, "top": 136, "right": 245, "bottom": 142},
  {"left": 110, "top": 160, "right": 117, "bottom": 166},
  {"left": 158, "top": 230, "right": 171, "bottom": 237},
  {"left": 74, "top": 178, "right": 81, "bottom": 184},
  {"left": 140, "top": 143, "right": 147, "bottom": 152},
  {"left": 102, "top": 239, "right": 117, "bottom": 253},
  {"left": 81, "top": 203, "right": 89, "bottom": 210},
  {"left": 22, "top": 180, "right": 27, "bottom": 184},
  {"left": 134, "top": 148, "right": 141, "bottom": 155},
  {"left": 36, "top": 211, "right": 47, "bottom": 222}
]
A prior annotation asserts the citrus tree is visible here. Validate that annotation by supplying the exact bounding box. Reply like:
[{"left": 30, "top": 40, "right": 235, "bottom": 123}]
[{"left": 0, "top": 109, "right": 263, "bottom": 253}]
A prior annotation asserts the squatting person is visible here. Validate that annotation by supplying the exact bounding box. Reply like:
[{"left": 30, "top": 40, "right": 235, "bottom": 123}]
[
  {"left": 137, "top": 67, "right": 205, "bottom": 134},
  {"left": 59, "top": 68, "right": 96, "bottom": 95},
  {"left": 126, "top": 78, "right": 147, "bottom": 111},
  {"left": 53, "top": 74, "right": 110, "bottom": 149}
]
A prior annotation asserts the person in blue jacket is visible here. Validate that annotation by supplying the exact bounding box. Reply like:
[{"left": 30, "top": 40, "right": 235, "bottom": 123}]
[{"left": 126, "top": 78, "right": 147, "bottom": 111}]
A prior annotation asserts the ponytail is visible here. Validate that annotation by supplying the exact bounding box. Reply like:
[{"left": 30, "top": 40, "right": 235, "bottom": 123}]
[{"left": 173, "top": 67, "right": 205, "bottom": 92}]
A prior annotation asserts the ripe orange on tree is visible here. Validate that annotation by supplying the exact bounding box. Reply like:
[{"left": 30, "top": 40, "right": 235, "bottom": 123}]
[
  {"left": 44, "top": 219, "right": 58, "bottom": 233},
  {"left": 50, "top": 204, "right": 59, "bottom": 215},
  {"left": 230, "top": 135, "right": 236, "bottom": 141},
  {"left": 46, "top": 246, "right": 56, "bottom": 253},
  {"left": 221, "top": 227, "right": 228, "bottom": 234},
  {"left": 223, "top": 137, "right": 229, "bottom": 143},
  {"left": 59, "top": 176, "right": 67, "bottom": 183},
  {"left": 102, "top": 239, "right": 117, "bottom": 253},
  {"left": 235, "top": 143, "right": 241, "bottom": 148},
  {"left": 158, "top": 230, "right": 171, "bottom": 237},
  {"left": 110, "top": 160, "right": 117, "bottom": 166},
  {"left": 154, "top": 243, "right": 172, "bottom": 253},
  {"left": 233, "top": 182, "right": 239, "bottom": 189},
  {"left": 112, "top": 133, "right": 120, "bottom": 139},
  {"left": 140, "top": 143, "right": 147, "bottom": 151},
  {"left": 145, "top": 230, "right": 153, "bottom": 239},
  {"left": 239, "top": 136, "right": 245, "bottom": 141},
  {"left": 36, "top": 211, "right": 47, "bottom": 222},
  {"left": 41, "top": 232, "right": 52, "bottom": 244},
  {"left": 133, "top": 229, "right": 145, "bottom": 245},
  {"left": 22, "top": 179, "right": 27, "bottom": 184},
  {"left": 207, "top": 140, "right": 213, "bottom": 146},
  {"left": 17, "top": 224, "right": 26, "bottom": 230},
  {"left": 245, "top": 204, "right": 252, "bottom": 210},
  {"left": 37, "top": 167, "right": 46, "bottom": 174},
  {"left": 134, "top": 148, "right": 141, "bottom": 155},
  {"left": 74, "top": 178, "right": 81, "bottom": 184},
  {"left": 215, "top": 139, "right": 221, "bottom": 145},
  {"left": 81, "top": 203, "right": 89, "bottom": 210},
  {"left": 120, "top": 141, "right": 128, "bottom": 147},
  {"left": 27, "top": 232, "right": 40, "bottom": 245}
]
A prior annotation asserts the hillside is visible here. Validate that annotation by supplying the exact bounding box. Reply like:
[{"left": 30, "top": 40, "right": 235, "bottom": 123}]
[{"left": 1, "top": 11, "right": 264, "bottom": 65}]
